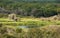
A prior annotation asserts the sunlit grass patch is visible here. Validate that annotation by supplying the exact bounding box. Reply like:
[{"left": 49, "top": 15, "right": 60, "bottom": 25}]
[
  {"left": 0, "top": 18, "right": 14, "bottom": 22},
  {"left": 0, "top": 18, "right": 60, "bottom": 26}
]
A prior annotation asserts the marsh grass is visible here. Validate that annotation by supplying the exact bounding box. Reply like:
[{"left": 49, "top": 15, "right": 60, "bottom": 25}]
[
  {"left": 0, "top": 17, "right": 60, "bottom": 38},
  {"left": 0, "top": 17, "right": 60, "bottom": 26}
]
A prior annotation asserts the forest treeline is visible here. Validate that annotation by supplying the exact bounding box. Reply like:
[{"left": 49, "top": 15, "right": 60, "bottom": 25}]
[{"left": 0, "top": 0, "right": 60, "bottom": 17}]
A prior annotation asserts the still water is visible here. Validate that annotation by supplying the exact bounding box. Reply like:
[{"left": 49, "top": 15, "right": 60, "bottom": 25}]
[{"left": 17, "top": 25, "right": 40, "bottom": 29}]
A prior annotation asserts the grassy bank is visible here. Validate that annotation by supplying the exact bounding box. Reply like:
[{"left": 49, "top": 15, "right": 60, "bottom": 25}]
[
  {"left": 0, "top": 17, "right": 60, "bottom": 38},
  {"left": 0, "top": 17, "right": 60, "bottom": 26},
  {"left": 0, "top": 18, "right": 55, "bottom": 26}
]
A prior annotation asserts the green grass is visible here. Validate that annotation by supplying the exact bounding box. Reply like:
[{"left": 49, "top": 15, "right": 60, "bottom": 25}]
[
  {"left": 0, "top": 18, "right": 60, "bottom": 26},
  {"left": 1, "top": 18, "right": 60, "bottom": 38},
  {"left": 0, "top": 18, "right": 14, "bottom": 22}
]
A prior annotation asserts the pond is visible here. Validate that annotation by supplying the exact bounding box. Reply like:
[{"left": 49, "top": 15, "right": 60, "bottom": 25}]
[{"left": 17, "top": 25, "right": 40, "bottom": 29}]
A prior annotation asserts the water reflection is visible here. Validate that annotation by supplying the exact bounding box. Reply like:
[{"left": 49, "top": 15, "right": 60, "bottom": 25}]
[{"left": 17, "top": 25, "right": 40, "bottom": 29}]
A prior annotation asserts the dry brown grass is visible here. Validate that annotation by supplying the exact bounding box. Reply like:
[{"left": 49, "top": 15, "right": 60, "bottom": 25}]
[{"left": 40, "top": 15, "right": 60, "bottom": 21}]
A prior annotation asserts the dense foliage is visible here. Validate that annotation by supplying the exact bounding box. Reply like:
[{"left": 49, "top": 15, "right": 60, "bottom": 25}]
[{"left": 0, "top": 0, "right": 60, "bottom": 17}]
